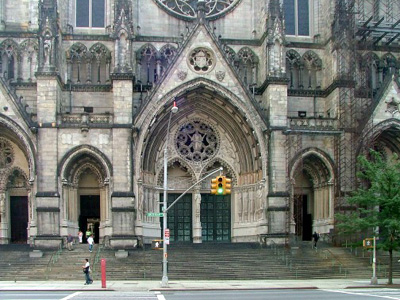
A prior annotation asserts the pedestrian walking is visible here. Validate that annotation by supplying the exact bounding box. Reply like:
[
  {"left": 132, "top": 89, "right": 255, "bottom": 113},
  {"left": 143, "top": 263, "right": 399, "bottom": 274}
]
[
  {"left": 78, "top": 230, "right": 83, "bottom": 244},
  {"left": 312, "top": 231, "right": 320, "bottom": 249},
  {"left": 67, "top": 234, "right": 74, "bottom": 251},
  {"left": 82, "top": 258, "right": 93, "bottom": 285},
  {"left": 87, "top": 234, "right": 94, "bottom": 252}
]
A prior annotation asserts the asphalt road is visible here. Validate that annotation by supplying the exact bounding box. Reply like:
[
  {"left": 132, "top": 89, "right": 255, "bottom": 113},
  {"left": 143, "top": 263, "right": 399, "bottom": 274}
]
[{"left": 3, "top": 289, "right": 400, "bottom": 300}]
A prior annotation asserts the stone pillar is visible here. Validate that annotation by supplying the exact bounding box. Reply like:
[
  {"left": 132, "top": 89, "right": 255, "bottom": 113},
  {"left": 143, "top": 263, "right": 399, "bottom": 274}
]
[
  {"left": 192, "top": 190, "right": 202, "bottom": 243},
  {"left": 34, "top": 73, "right": 62, "bottom": 248}
]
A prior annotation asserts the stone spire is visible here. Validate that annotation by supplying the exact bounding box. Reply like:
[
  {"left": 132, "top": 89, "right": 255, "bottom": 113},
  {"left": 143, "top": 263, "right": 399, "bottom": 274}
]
[
  {"left": 37, "top": 0, "right": 59, "bottom": 73},
  {"left": 111, "top": 0, "right": 134, "bottom": 74},
  {"left": 266, "top": 0, "right": 286, "bottom": 77}
]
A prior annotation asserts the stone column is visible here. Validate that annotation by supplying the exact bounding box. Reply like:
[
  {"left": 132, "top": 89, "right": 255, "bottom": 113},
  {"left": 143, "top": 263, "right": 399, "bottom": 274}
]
[{"left": 192, "top": 189, "right": 202, "bottom": 243}]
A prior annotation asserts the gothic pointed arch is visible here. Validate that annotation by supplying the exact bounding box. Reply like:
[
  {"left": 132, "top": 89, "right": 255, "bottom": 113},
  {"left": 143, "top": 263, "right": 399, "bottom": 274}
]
[
  {"left": 136, "top": 43, "right": 158, "bottom": 86},
  {"left": 0, "top": 114, "right": 36, "bottom": 182},
  {"left": 19, "top": 39, "right": 39, "bottom": 82},
  {"left": 58, "top": 145, "right": 112, "bottom": 181},
  {"left": 302, "top": 50, "right": 322, "bottom": 89},
  {"left": 289, "top": 148, "right": 335, "bottom": 238},
  {"left": 156, "top": 157, "right": 196, "bottom": 187},
  {"left": 89, "top": 43, "right": 111, "bottom": 83},
  {"left": 67, "top": 43, "right": 90, "bottom": 83},
  {"left": 362, "top": 52, "right": 380, "bottom": 91},
  {"left": 0, "top": 39, "right": 20, "bottom": 80},
  {"left": 286, "top": 49, "right": 302, "bottom": 89},
  {"left": 359, "top": 119, "right": 400, "bottom": 158},
  {"left": 159, "top": 44, "right": 178, "bottom": 78},
  {"left": 236, "top": 47, "right": 258, "bottom": 86}
]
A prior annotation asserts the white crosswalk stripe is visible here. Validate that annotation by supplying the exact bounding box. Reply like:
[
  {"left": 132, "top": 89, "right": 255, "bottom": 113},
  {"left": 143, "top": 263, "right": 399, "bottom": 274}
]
[{"left": 323, "top": 289, "right": 400, "bottom": 299}]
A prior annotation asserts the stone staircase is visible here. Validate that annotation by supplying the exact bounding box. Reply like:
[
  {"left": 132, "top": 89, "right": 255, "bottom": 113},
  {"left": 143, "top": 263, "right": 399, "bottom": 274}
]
[
  {"left": 0, "top": 244, "right": 50, "bottom": 281},
  {"left": 0, "top": 242, "right": 391, "bottom": 281}
]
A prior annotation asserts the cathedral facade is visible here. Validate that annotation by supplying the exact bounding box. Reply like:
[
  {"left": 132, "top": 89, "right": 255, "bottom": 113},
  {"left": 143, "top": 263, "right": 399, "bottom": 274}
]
[{"left": 0, "top": 0, "right": 399, "bottom": 248}]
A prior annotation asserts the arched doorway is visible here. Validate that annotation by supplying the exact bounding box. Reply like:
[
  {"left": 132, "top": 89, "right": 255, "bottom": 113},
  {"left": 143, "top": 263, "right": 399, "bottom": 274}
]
[
  {"left": 60, "top": 146, "right": 111, "bottom": 243},
  {"left": 290, "top": 150, "right": 334, "bottom": 240}
]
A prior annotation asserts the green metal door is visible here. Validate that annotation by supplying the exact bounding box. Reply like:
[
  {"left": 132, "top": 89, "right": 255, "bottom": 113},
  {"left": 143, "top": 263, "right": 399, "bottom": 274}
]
[
  {"left": 160, "top": 193, "right": 192, "bottom": 242},
  {"left": 201, "top": 194, "right": 231, "bottom": 242}
]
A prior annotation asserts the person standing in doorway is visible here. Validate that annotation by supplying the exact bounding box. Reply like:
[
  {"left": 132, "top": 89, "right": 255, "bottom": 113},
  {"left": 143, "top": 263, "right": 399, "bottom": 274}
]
[
  {"left": 87, "top": 234, "right": 94, "bottom": 252},
  {"left": 312, "top": 231, "right": 320, "bottom": 249},
  {"left": 82, "top": 258, "right": 93, "bottom": 285},
  {"left": 78, "top": 230, "right": 83, "bottom": 243}
]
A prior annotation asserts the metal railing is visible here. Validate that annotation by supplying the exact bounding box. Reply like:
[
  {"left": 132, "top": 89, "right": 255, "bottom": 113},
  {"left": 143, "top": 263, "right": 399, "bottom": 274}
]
[{"left": 45, "top": 244, "right": 63, "bottom": 280}]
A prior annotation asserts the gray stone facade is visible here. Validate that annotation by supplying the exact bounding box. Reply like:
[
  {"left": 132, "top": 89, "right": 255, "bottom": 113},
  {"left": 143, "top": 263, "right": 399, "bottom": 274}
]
[{"left": 0, "top": 0, "right": 399, "bottom": 248}]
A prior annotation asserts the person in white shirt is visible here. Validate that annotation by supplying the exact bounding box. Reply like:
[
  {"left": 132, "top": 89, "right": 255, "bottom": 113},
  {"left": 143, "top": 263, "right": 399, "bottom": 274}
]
[
  {"left": 87, "top": 235, "right": 94, "bottom": 252},
  {"left": 82, "top": 258, "right": 93, "bottom": 285}
]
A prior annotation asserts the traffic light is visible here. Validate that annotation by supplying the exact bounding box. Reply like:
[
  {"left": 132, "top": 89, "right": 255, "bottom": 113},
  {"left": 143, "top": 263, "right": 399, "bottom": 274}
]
[
  {"left": 217, "top": 176, "right": 224, "bottom": 195},
  {"left": 211, "top": 177, "right": 218, "bottom": 194},
  {"left": 224, "top": 177, "right": 232, "bottom": 195},
  {"left": 211, "top": 176, "right": 232, "bottom": 195}
]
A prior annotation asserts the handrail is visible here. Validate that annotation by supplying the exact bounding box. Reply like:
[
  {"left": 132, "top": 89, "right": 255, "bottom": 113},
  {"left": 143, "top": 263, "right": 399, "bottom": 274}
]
[
  {"left": 45, "top": 244, "right": 63, "bottom": 280},
  {"left": 320, "top": 249, "right": 347, "bottom": 277},
  {"left": 92, "top": 240, "right": 104, "bottom": 273}
]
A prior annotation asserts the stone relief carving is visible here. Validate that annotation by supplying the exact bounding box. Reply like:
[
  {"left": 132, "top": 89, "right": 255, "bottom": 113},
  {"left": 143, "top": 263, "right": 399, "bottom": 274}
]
[
  {"left": 187, "top": 48, "right": 215, "bottom": 74},
  {"left": 215, "top": 70, "right": 225, "bottom": 82},
  {"left": 0, "top": 138, "right": 14, "bottom": 169},
  {"left": 177, "top": 70, "right": 187, "bottom": 81}
]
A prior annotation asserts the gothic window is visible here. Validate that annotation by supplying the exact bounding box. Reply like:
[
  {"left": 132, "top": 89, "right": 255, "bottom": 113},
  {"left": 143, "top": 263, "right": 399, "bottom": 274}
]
[
  {"left": 154, "top": 0, "right": 241, "bottom": 21},
  {"left": 20, "top": 40, "right": 38, "bottom": 82},
  {"left": 286, "top": 50, "right": 302, "bottom": 89},
  {"left": 76, "top": 0, "right": 105, "bottom": 28},
  {"left": 160, "top": 44, "right": 177, "bottom": 78},
  {"left": 175, "top": 120, "right": 219, "bottom": 163},
  {"left": 0, "top": 39, "right": 19, "bottom": 80},
  {"left": 0, "top": 138, "right": 14, "bottom": 169},
  {"left": 223, "top": 46, "right": 236, "bottom": 65},
  {"left": 137, "top": 44, "right": 157, "bottom": 86},
  {"left": 302, "top": 51, "right": 322, "bottom": 89},
  {"left": 89, "top": 43, "right": 111, "bottom": 84},
  {"left": 67, "top": 43, "right": 89, "bottom": 83},
  {"left": 283, "top": 0, "right": 310, "bottom": 36},
  {"left": 237, "top": 47, "right": 258, "bottom": 86},
  {"left": 382, "top": 53, "right": 397, "bottom": 82},
  {"left": 362, "top": 52, "right": 380, "bottom": 92}
]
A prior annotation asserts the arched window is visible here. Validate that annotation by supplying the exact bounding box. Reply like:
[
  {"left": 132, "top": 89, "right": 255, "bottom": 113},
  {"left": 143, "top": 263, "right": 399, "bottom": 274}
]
[
  {"left": 159, "top": 44, "right": 177, "bottom": 79},
  {"left": 362, "top": 52, "right": 380, "bottom": 92},
  {"left": 237, "top": 47, "right": 258, "bottom": 86},
  {"left": 67, "top": 43, "right": 89, "bottom": 84},
  {"left": 137, "top": 44, "right": 157, "bottom": 86},
  {"left": 20, "top": 40, "right": 38, "bottom": 82},
  {"left": 0, "top": 39, "right": 19, "bottom": 81},
  {"left": 286, "top": 50, "right": 302, "bottom": 89},
  {"left": 89, "top": 43, "right": 111, "bottom": 84},
  {"left": 302, "top": 51, "right": 322, "bottom": 89}
]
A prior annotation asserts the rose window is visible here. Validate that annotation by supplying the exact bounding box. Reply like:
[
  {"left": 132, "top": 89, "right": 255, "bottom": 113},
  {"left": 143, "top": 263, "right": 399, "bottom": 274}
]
[
  {"left": 175, "top": 120, "right": 219, "bottom": 163},
  {"left": 0, "top": 138, "right": 14, "bottom": 169},
  {"left": 153, "top": 0, "right": 241, "bottom": 21},
  {"left": 188, "top": 48, "right": 215, "bottom": 74}
]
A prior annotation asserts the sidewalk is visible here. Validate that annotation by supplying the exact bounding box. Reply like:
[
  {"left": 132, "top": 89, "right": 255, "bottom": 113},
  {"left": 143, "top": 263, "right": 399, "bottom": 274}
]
[{"left": 0, "top": 279, "right": 399, "bottom": 292}]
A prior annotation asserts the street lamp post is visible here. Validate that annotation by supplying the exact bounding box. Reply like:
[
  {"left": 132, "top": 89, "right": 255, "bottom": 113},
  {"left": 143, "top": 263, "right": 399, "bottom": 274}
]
[{"left": 162, "top": 101, "right": 178, "bottom": 288}]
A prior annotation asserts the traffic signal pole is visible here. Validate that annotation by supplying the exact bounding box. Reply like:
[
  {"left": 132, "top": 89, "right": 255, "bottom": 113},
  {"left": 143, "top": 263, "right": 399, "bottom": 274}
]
[{"left": 161, "top": 166, "right": 223, "bottom": 287}]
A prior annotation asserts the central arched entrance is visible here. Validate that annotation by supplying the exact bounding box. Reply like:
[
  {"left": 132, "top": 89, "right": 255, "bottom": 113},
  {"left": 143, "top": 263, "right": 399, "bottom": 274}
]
[{"left": 59, "top": 146, "right": 111, "bottom": 243}]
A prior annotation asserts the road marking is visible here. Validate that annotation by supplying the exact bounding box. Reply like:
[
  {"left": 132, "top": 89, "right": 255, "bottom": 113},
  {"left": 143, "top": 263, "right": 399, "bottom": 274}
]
[
  {"left": 323, "top": 289, "right": 400, "bottom": 300},
  {"left": 60, "top": 292, "right": 82, "bottom": 300},
  {"left": 155, "top": 291, "right": 166, "bottom": 300}
]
